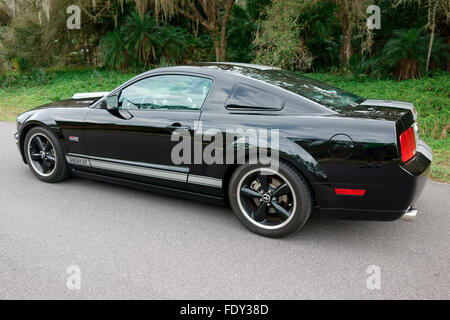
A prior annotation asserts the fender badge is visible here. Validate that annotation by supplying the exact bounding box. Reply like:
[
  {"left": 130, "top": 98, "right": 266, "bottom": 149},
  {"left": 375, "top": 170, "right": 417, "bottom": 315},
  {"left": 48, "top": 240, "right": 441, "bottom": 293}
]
[{"left": 69, "top": 136, "right": 79, "bottom": 142}]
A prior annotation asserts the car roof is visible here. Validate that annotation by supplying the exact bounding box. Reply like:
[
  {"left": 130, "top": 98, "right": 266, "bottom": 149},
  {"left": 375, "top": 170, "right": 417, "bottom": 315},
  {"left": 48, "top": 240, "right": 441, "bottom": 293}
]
[{"left": 149, "top": 62, "right": 280, "bottom": 75}]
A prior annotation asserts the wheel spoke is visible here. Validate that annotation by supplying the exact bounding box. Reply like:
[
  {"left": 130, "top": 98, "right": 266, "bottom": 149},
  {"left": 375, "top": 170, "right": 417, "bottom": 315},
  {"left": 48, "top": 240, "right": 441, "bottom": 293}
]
[
  {"left": 46, "top": 155, "right": 56, "bottom": 163},
  {"left": 271, "top": 201, "right": 291, "bottom": 221},
  {"left": 41, "top": 159, "right": 49, "bottom": 172},
  {"left": 30, "top": 153, "right": 41, "bottom": 160},
  {"left": 272, "top": 183, "right": 290, "bottom": 197},
  {"left": 34, "top": 136, "right": 45, "bottom": 151},
  {"left": 253, "top": 202, "right": 267, "bottom": 222},
  {"left": 257, "top": 171, "right": 268, "bottom": 190},
  {"left": 44, "top": 140, "right": 51, "bottom": 151},
  {"left": 240, "top": 187, "right": 261, "bottom": 199}
]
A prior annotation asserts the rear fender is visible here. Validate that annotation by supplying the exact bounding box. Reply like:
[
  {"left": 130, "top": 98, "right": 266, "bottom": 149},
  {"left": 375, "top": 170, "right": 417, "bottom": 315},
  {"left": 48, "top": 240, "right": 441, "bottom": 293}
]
[{"left": 227, "top": 135, "right": 330, "bottom": 203}]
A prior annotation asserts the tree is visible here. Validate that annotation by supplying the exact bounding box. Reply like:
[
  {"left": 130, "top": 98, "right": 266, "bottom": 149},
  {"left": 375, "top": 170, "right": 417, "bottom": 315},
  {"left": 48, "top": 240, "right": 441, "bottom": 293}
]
[
  {"left": 253, "top": 0, "right": 313, "bottom": 71},
  {"left": 376, "top": 28, "right": 435, "bottom": 80},
  {"left": 332, "top": 0, "right": 370, "bottom": 69},
  {"left": 177, "top": 0, "right": 235, "bottom": 61},
  {"left": 122, "top": 12, "right": 160, "bottom": 68},
  {"left": 150, "top": 0, "right": 235, "bottom": 61},
  {"left": 395, "top": 0, "right": 450, "bottom": 72},
  {"left": 101, "top": 29, "right": 129, "bottom": 71}
]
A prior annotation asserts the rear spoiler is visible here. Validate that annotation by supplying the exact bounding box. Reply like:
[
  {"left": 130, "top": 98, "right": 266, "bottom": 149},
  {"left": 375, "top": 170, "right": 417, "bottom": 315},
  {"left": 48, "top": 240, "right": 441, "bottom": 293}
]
[
  {"left": 72, "top": 92, "right": 110, "bottom": 99},
  {"left": 360, "top": 99, "right": 417, "bottom": 121}
]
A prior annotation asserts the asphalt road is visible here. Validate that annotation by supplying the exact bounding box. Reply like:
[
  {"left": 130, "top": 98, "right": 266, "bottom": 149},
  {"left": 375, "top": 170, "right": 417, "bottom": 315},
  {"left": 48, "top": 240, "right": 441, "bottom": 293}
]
[{"left": 0, "top": 121, "right": 449, "bottom": 299}]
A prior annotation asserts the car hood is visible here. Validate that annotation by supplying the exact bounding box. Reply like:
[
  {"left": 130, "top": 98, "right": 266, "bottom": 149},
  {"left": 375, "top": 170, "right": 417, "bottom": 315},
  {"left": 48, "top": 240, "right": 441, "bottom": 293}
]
[{"left": 31, "top": 97, "right": 99, "bottom": 111}]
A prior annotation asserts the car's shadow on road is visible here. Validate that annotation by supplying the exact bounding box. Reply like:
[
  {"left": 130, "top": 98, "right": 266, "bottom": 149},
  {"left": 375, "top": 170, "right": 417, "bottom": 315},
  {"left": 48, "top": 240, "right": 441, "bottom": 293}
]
[{"left": 61, "top": 175, "right": 411, "bottom": 247}]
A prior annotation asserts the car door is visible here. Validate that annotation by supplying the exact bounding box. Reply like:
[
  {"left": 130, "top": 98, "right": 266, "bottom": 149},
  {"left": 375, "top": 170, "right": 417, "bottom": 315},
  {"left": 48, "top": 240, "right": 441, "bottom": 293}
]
[{"left": 82, "top": 74, "right": 214, "bottom": 189}]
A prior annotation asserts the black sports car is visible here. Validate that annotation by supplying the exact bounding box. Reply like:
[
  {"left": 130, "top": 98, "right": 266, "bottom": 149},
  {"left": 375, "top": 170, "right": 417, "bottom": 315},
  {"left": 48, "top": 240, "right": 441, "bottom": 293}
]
[{"left": 15, "top": 63, "right": 432, "bottom": 237}]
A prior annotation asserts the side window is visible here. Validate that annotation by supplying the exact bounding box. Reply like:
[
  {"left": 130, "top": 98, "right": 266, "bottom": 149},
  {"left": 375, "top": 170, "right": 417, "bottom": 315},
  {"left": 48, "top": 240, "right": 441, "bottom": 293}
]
[
  {"left": 225, "top": 83, "right": 285, "bottom": 111},
  {"left": 119, "top": 75, "right": 213, "bottom": 111}
]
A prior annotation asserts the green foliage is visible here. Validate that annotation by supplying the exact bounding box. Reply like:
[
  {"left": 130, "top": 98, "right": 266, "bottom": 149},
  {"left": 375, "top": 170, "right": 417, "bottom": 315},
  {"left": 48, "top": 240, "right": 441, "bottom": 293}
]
[
  {"left": 226, "top": 5, "right": 256, "bottom": 63},
  {"left": 100, "top": 30, "right": 129, "bottom": 72},
  {"left": 100, "top": 12, "right": 193, "bottom": 71},
  {"left": 1, "top": 0, "right": 448, "bottom": 81},
  {"left": 0, "top": 68, "right": 135, "bottom": 119},
  {"left": 122, "top": 12, "right": 160, "bottom": 68},
  {"left": 158, "top": 24, "right": 195, "bottom": 63},
  {"left": 253, "top": 0, "right": 314, "bottom": 71},
  {"left": 363, "top": 28, "right": 448, "bottom": 80},
  {"left": 29, "top": 68, "right": 50, "bottom": 84},
  {"left": 0, "top": 12, "right": 55, "bottom": 68},
  {"left": 246, "top": 0, "right": 272, "bottom": 21},
  {"left": 297, "top": 1, "right": 340, "bottom": 71}
]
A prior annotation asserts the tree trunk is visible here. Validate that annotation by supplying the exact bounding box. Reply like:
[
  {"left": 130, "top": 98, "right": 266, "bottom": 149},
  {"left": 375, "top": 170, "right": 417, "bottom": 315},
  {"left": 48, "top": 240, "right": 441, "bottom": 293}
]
[
  {"left": 426, "top": 0, "right": 437, "bottom": 72},
  {"left": 176, "top": 0, "right": 234, "bottom": 62},
  {"left": 339, "top": 14, "right": 353, "bottom": 68},
  {"left": 212, "top": 31, "right": 220, "bottom": 61},
  {"left": 217, "top": 0, "right": 234, "bottom": 61},
  {"left": 447, "top": 35, "right": 450, "bottom": 72},
  {"left": 218, "top": 26, "right": 227, "bottom": 61}
]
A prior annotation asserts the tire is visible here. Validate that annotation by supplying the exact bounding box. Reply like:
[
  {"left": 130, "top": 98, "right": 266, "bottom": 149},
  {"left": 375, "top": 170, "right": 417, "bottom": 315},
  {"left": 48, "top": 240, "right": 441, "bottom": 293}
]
[
  {"left": 228, "top": 162, "right": 312, "bottom": 238},
  {"left": 24, "top": 126, "right": 70, "bottom": 183}
]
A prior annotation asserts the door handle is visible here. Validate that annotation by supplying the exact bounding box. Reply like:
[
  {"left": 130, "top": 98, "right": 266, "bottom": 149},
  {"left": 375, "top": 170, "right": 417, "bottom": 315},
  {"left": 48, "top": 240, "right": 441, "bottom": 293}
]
[{"left": 166, "top": 123, "right": 191, "bottom": 132}]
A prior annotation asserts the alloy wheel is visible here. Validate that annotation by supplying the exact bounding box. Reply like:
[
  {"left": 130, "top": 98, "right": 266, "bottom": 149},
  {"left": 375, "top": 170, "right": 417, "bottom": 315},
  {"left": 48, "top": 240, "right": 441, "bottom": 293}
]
[
  {"left": 237, "top": 168, "right": 296, "bottom": 230},
  {"left": 27, "top": 133, "right": 57, "bottom": 177}
]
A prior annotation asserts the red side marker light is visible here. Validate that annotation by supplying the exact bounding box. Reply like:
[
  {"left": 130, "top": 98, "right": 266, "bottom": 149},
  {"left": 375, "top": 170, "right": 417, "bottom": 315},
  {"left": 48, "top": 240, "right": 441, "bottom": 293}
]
[{"left": 335, "top": 188, "right": 366, "bottom": 196}]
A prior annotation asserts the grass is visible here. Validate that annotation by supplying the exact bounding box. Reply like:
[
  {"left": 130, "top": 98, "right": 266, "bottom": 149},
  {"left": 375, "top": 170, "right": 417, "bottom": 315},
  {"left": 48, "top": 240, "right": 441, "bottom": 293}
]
[
  {"left": 0, "top": 68, "right": 136, "bottom": 121},
  {"left": 0, "top": 67, "right": 448, "bottom": 182}
]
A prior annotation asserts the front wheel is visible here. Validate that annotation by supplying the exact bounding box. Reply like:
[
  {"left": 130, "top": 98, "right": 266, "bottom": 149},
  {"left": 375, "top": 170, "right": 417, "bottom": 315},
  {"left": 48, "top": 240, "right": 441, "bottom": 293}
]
[
  {"left": 228, "top": 162, "right": 312, "bottom": 238},
  {"left": 24, "top": 127, "right": 70, "bottom": 183}
]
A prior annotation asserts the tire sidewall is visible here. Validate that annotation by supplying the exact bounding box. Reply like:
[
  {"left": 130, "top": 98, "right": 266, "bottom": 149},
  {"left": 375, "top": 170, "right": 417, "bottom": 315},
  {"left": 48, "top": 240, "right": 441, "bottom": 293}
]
[
  {"left": 24, "top": 127, "right": 68, "bottom": 183},
  {"left": 228, "top": 163, "right": 312, "bottom": 238}
]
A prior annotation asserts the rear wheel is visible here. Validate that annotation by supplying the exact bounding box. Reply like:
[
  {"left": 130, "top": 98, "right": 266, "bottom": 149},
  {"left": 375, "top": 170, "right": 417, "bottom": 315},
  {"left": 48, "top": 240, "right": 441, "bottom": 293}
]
[
  {"left": 228, "top": 162, "right": 312, "bottom": 238},
  {"left": 24, "top": 127, "right": 70, "bottom": 183}
]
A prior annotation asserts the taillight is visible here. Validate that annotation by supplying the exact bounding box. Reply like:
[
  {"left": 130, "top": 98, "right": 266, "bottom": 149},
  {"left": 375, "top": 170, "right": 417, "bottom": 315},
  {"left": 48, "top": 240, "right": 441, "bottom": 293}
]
[{"left": 399, "top": 126, "right": 416, "bottom": 162}]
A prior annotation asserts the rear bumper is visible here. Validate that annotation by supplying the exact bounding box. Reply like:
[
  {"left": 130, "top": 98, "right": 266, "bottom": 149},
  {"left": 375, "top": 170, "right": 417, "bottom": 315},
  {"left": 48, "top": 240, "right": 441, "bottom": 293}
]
[{"left": 320, "top": 139, "right": 432, "bottom": 221}]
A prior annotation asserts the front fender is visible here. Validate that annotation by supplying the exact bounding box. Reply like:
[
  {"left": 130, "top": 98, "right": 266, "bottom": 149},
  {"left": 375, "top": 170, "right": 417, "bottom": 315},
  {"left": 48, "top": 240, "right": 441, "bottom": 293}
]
[{"left": 17, "top": 111, "right": 65, "bottom": 164}]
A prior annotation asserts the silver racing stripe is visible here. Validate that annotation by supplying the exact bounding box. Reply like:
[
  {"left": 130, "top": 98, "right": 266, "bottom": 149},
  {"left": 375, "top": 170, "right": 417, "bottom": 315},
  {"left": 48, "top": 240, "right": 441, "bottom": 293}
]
[
  {"left": 187, "top": 175, "right": 222, "bottom": 188},
  {"left": 66, "top": 153, "right": 222, "bottom": 187},
  {"left": 89, "top": 159, "right": 187, "bottom": 182}
]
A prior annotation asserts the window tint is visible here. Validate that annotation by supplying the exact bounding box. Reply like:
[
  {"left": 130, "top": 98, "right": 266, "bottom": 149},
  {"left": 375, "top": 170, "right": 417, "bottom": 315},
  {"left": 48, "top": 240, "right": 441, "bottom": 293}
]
[
  {"left": 119, "top": 75, "right": 213, "bottom": 111},
  {"left": 214, "top": 65, "right": 363, "bottom": 108},
  {"left": 225, "top": 83, "right": 285, "bottom": 111}
]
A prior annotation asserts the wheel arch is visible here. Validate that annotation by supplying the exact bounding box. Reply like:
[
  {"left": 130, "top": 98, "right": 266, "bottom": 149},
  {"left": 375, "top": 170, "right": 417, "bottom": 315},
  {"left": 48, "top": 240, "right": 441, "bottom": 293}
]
[
  {"left": 221, "top": 148, "right": 327, "bottom": 207},
  {"left": 19, "top": 122, "right": 54, "bottom": 164}
]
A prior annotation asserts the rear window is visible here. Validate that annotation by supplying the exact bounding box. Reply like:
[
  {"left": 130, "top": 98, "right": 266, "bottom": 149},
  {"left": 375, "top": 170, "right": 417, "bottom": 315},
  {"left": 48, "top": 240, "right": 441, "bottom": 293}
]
[{"left": 226, "top": 66, "right": 364, "bottom": 108}]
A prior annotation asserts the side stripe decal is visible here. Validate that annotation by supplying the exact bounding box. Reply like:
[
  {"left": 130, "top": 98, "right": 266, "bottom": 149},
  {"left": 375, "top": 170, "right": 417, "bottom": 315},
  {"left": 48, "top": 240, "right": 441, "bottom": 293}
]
[
  {"left": 89, "top": 159, "right": 187, "bottom": 182},
  {"left": 66, "top": 153, "right": 222, "bottom": 188},
  {"left": 188, "top": 175, "right": 223, "bottom": 188}
]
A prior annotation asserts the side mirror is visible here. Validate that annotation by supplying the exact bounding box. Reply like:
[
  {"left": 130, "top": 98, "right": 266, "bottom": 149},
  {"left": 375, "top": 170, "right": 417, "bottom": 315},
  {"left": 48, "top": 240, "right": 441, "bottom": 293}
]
[{"left": 106, "top": 95, "right": 119, "bottom": 110}]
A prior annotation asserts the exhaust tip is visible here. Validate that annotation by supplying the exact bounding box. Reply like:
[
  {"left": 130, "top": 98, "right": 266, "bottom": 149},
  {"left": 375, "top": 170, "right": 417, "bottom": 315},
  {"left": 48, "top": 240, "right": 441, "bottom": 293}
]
[{"left": 401, "top": 208, "right": 417, "bottom": 222}]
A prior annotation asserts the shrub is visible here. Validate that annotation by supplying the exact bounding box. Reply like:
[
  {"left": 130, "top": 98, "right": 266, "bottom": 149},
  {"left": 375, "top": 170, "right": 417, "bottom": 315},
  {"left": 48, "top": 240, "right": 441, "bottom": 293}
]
[{"left": 253, "top": 0, "right": 313, "bottom": 71}]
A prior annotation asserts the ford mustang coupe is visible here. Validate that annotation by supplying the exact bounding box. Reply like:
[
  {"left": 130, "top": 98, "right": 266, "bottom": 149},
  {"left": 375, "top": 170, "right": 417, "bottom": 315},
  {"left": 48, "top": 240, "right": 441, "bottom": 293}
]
[{"left": 15, "top": 63, "right": 432, "bottom": 237}]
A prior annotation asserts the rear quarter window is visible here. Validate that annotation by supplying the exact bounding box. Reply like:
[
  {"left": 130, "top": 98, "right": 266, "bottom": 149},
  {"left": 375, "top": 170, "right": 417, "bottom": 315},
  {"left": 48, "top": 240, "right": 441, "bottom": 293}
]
[{"left": 225, "top": 83, "right": 285, "bottom": 111}]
